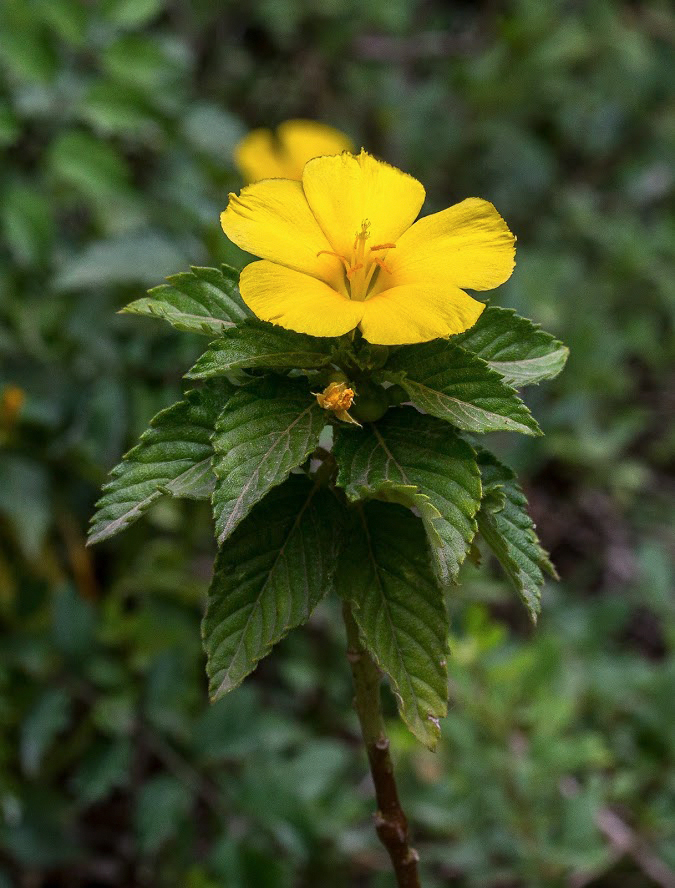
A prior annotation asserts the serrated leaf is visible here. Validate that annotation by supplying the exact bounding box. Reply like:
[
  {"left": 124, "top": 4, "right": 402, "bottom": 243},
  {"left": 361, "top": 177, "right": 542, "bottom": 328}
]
[
  {"left": 382, "top": 340, "right": 541, "bottom": 436},
  {"left": 88, "top": 384, "right": 229, "bottom": 545},
  {"left": 337, "top": 502, "right": 448, "bottom": 748},
  {"left": 204, "top": 476, "right": 340, "bottom": 699},
  {"left": 476, "top": 449, "right": 557, "bottom": 621},
  {"left": 123, "top": 265, "right": 251, "bottom": 335},
  {"left": 187, "top": 319, "right": 334, "bottom": 378},
  {"left": 454, "top": 305, "right": 569, "bottom": 387},
  {"left": 211, "top": 378, "right": 325, "bottom": 545},
  {"left": 334, "top": 408, "right": 481, "bottom": 585}
]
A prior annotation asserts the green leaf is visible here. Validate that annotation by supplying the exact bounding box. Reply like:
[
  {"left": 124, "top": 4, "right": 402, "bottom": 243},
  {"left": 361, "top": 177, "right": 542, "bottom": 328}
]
[
  {"left": 0, "top": 455, "right": 51, "bottom": 558},
  {"left": 0, "top": 103, "right": 19, "bottom": 147},
  {"left": 1, "top": 183, "right": 54, "bottom": 267},
  {"left": 476, "top": 449, "right": 557, "bottom": 622},
  {"left": 78, "top": 81, "right": 156, "bottom": 137},
  {"left": 52, "top": 583, "right": 95, "bottom": 658},
  {"left": 0, "top": 23, "right": 57, "bottom": 83},
  {"left": 203, "top": 476, "right": 339, "bottom": 699},
  {"left": 188, "top": 320, "right": 334, "bottom": 378},
  {"left": 123, "top": 265, "right": 251, "bottom": 335},
  {"left": 71, "top": 739, "right": 132, "bottom": 805},
  {"left": 211, "top": 378, "right": 325, "bottom": 545},
  {"left": 134, "top": 775, "right": 192, "bottom": 855},
  {"left": 56, "top": 231, "right": 188, "bottom": 290},
  {"left": 337, "top": 502, "right": 448, "bottom": 748},
  {"left": 103, "top": 0, "right": 165, "bottom": 27},
  {"left": 20, "top": 689, "right": 71, "bottom": 776},
  {"left": 102, "top": 35, "right": 181, "bottom": 91},
  {"left": 334, "top": 408, "right": 481, "bottom": 584},
  {"left": 37, "top": 0, "right": 87, "bottom": 46},
  {"left": 182, "top": 103, "right": 246, "bottom": 160},
  {"left": 88, "top": 384, "right": 229, "bottom": 545},
  {"left": 454, "top": 305, "right": 569, "bottom": 387},
  {"left": 48, "top": 130, "right": 131, "bottom": 201},
  {"left": 382, "top": 340, "right": 541, "bottom": 436}
]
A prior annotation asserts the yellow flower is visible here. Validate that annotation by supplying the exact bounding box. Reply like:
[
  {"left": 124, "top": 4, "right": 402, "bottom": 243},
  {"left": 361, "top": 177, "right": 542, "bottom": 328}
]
[
  {"left": 234, "top": 119, "right": 354, "bottom": 183},
  {"left": 221, "top": 150, "right": 515, "bottom": 345}
]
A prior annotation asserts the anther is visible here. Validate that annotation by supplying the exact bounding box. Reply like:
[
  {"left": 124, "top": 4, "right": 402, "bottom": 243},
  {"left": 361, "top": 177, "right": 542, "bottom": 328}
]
[
  {"left": 346, "top": 263, "right": 364, "bottom": 278},
  {"left": 369, "top": 243, "right": 396, "bottom": 252}
]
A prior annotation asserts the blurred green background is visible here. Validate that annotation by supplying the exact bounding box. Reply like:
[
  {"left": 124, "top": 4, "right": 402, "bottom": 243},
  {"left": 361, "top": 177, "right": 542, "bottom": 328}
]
[{"left": 1, "top": 1, "right": 673, "bottom": 886}]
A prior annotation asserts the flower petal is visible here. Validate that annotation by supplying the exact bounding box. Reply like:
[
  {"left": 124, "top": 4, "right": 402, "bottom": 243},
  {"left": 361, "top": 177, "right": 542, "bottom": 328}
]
[
  {"left": 387, "top": 198, "right": 515, "bottom": 291},
  {"left": 302, "top": 150, "right": 425, "bottom": 258},
  {"left": 277, "top": 120, "right": 354, "bottom": 178},
  {"left": 359, "top": 284, "right": 484, "bottom": 345},
  {"left": 240, "top": 260, "right": 364, "bottom": 337},
  {"left": 234, "top": 129, "right": 292, "bottom": 183},
  {"left": 221, "top": 179, "right": 344, "bottom": 287}
]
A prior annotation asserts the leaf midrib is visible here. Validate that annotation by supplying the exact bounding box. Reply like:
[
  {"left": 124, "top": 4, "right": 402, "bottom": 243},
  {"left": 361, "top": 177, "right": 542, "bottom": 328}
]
[
  {"left": 215, "top": 403, "right": 317, "bottom": 543},
  {"left": 89, "top": 455, "right": 212, "bottom": 544},
  {"left": 357, "top": 504, "right": 427, "bottom": 738},
  {"left": 402, "top": 377, "right": 533, "bottom": 431},
  {"left": 488, "top": 349, "right": 566, "bottom": 366},
  {"left": 213, "top": 482, "right": 318, "bottom": 697},
  {"left": 194, "top": 348, "right": 330, "bottom": 374}
]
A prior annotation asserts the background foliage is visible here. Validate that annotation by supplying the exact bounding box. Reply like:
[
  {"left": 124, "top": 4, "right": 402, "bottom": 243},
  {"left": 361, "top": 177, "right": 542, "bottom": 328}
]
[{"left": 1, "top": 0, "right": 673, "bottom": 885}]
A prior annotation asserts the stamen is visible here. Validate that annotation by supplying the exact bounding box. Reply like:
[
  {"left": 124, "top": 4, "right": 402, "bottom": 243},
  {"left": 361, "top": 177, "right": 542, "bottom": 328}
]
[
  {"left": 353, "top": 219, "right": 371, "bottom": 250},
  {"left": 372, "top": 257, "right": 392, "bottom": 274},
  {"left": 362, "top": 263, "right": 379, "bottom": 293},
  {"left": 369, "top": 243, "right": 396, "bottom": 252},
  {"left": 346, "top": 263, "right": 364, "bottom": 279},
  {"left": 317, "top": 250, "right": 345, "bottom": 259},
  {"left": 317, "top": 249, "right": 350, "bottom": 272}
]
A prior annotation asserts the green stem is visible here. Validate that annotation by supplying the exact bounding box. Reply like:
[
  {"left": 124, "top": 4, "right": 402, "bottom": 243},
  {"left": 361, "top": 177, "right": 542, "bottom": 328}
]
[{"left": 342, "top": 602, "right": 422, "bottom": 888}]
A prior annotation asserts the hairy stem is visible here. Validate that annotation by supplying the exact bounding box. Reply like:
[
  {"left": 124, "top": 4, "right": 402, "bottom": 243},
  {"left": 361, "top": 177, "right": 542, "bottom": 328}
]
[{"left": 343, "top": 602, "right": 421, "bottom": 888}]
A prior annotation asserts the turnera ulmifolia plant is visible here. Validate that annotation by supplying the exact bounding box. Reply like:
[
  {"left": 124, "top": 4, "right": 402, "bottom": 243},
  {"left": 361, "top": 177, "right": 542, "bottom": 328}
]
[{"left": 89, "top": 143, "right": 568, "bottom": 888}]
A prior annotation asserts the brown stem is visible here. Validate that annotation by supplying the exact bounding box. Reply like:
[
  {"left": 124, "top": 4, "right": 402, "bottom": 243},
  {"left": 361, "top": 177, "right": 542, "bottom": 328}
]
[{"left": 343, "top": 602, "right": 421, "bottom": 888}]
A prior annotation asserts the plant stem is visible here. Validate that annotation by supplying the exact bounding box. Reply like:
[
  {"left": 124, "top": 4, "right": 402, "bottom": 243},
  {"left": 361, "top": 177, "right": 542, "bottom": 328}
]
[{"left": 342, "top": 602, "right": 422, "bottom": 888}]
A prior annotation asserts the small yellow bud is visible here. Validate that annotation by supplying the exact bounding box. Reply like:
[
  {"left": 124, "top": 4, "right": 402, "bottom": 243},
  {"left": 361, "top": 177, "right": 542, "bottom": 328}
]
[
  {"left": 315, "top": 382, "right": 360, "bottom": 426},
  {"left": 316, "top": 381, "right": 354, "bottom": 412}
]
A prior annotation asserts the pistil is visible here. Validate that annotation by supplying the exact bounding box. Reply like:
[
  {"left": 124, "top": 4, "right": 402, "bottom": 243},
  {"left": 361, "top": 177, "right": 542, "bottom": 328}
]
[{"left": 316, "top": 221, "right": 396, "bottom": 301}]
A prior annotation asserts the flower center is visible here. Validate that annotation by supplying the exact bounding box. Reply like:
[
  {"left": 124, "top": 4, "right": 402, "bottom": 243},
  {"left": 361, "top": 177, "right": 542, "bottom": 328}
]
[{"left": 317, "top": 220, "right": 395, "bottom": 301}]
